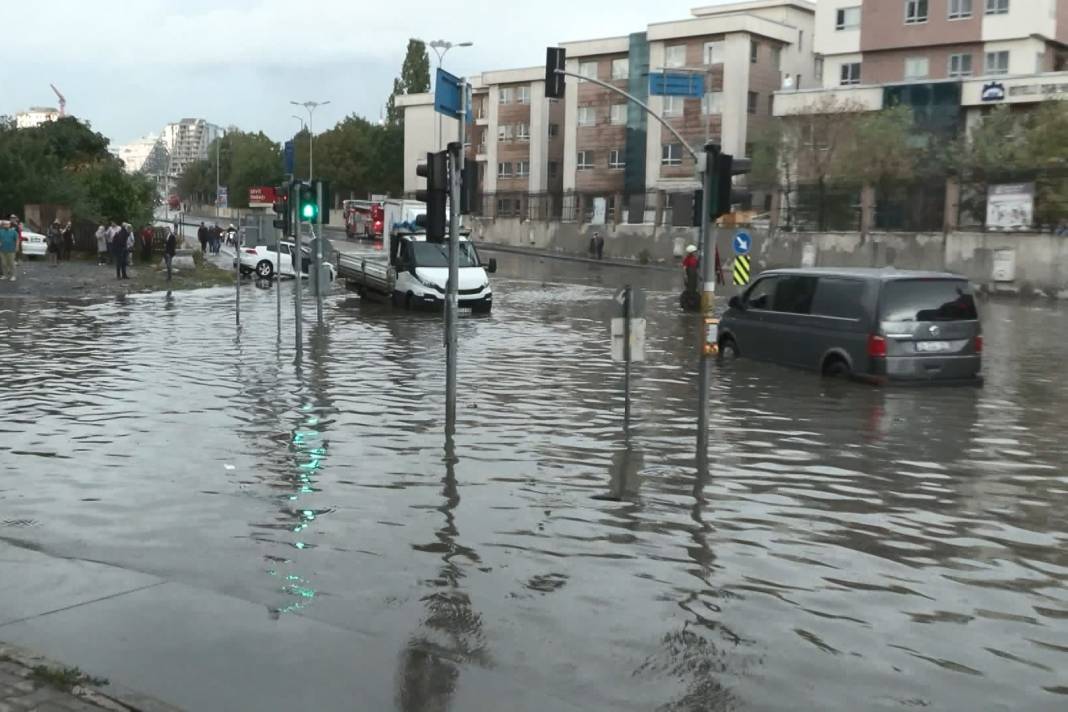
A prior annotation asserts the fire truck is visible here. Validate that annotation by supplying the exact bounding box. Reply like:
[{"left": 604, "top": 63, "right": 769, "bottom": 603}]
[{"left": 342, "top": 200, "right": 384, "bottom": 240}]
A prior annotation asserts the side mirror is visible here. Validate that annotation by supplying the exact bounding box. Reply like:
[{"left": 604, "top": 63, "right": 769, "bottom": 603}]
[
  {"left": 728, "top": 296, "right": 743, "bottom": 310},
  {"left": 485, "top": 258, "right": 498, "bottom": 274}
]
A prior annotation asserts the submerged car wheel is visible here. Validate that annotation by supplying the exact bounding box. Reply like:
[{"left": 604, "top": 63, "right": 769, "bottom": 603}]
[
  {"left": 823, "top": 357, "right": 851, "bottom": 379},
  {"left": 718, "top": 337, "right": 739, "bottom": 361},
  {"left": 256, "top": 260, "right": 274, "bottom": 279}
]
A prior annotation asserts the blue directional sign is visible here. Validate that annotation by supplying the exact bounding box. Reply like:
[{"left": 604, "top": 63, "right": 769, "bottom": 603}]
[
  {"left": 649, "top": 72, "right": 705, "bottom": 98},
  {"left": 434, "top": 68, "right": 474, "bottom": 123},
  {"left": 733, "top": 231, "right": 752, "bottom": 255},
  {"left": 283, "top": 140, "right": 295, "bottom": 176}
]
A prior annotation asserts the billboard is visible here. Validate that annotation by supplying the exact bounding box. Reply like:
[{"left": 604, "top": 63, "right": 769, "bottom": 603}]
[
  {"left": 987, "top": 183, "right": 1034, "bottom": 231},
  {"left": 249, "top": 186, "right": 278, "bottom": 208}
]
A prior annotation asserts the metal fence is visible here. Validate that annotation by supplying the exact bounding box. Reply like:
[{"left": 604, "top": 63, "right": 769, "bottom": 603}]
[{"left": 474, "top": 190, "right": 698, "bottom": 227}]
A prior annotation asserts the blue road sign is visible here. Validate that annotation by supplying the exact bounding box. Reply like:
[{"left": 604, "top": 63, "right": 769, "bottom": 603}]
[
  {"left": 649, "top": 72, "right": 704, "bottom": 98},
  {"left": 733, "top": 231, "right": 752, "bottom": 255},
  {"left": 283, "top": 141, "right": 295, "bottom": 175},
  {"left": 435, "top": 68, "right": 474, "bottom": 122}
]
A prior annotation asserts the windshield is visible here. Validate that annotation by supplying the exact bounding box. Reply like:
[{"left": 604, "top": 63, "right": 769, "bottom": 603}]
[
  {"left": 411, "top": 242, "right": 481, "bottom": 269},
  {"left": 881, "top": 279, "right": 978, "bottom": 322}
]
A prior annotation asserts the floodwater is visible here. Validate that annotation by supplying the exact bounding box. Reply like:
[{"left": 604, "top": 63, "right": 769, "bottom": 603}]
[{"left": 2, "top": 251, "right": 1067, "bottom": 711}]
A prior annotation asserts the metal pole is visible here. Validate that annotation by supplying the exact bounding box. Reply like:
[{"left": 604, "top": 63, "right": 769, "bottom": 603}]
[
  {"left": 315, "top": 181, "right": 324, "bottom": 325},
  {"left": 215, "top": 137, "right": 220, "bottom": 219},
  {"left": 294, "top": 208, "right": 303, "bottom": 356},
  {"left": 277, "top": 193, "right": 283, "bottom": 340},
  {"left": 623, "top": 286, "right": 632, "bottom": 437},
  {"left": 308, "top": 107, "right": 314, "bottom": 182},
  {"left": 697, "top": 145, "right": 716, "bottom": 458},
  {"left": 444, "top": 80, "right": 465, "bottom": 436},
  {"left": 235, "top": 211, "right": 241, "bottom": 328}
]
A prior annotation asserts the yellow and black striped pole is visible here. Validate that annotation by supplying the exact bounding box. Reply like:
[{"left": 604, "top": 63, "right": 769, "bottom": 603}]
[{"left": 733, "top": 254, "right": 751, "bottom": 286}]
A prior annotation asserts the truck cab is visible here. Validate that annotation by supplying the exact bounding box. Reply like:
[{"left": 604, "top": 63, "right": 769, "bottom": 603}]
[{"left": 389, "top": 234, "right": 495, "bottom": 313}]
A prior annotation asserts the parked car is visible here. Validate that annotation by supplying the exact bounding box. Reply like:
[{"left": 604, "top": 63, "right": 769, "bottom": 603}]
[
  {"left": 718, "top": 268, "right": 983, "bottom": 385},
  {"left": 236, "top": 241, "right": 336, "bottom": 282},
  {"left": 19, "top": 230, "right": 48, "bottom": 258}
]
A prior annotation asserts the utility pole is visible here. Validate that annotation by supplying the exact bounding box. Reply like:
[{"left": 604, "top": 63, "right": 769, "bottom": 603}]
[
  {"left": 444, "top": 80, "right": 466, "bottom": 436},
  {"left": 315, "top": 180, "right": 324, "bottom": 325},
  {"left": 215, "top": 136, "right": 220, "bottom": 219}
]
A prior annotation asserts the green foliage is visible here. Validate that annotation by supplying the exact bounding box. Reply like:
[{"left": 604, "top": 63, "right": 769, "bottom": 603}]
[
  {"left": 0, "top": 117, "right": 153, "bottom": 226},
  {"left": 386, "top": 39, "right": 431, "bottom": 127},
  {"left": 178, "top": 130, "right": 282, "bottom": 208},
  {"left": 840, "top": 105, "right": 917, "bottom": 187}
]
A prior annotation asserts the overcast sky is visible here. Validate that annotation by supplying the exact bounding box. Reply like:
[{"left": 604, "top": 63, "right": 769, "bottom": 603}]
[{"left": 1, "top": 0, "right": 735, "bottom": 146}]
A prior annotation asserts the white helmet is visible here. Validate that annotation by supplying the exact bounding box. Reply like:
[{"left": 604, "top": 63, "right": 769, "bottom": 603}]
[{"left": 685, "top": 245, "right": 698, "bottom": 254}]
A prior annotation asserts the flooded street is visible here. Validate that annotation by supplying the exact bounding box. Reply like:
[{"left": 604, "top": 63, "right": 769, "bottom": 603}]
[{"left": 2, "top": 253, "right": 1067, "bottom": 711}]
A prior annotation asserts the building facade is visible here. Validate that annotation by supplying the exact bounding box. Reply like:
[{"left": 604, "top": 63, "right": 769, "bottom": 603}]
[{"left": 162, "top": 119, "right": 224, "bottom": 180}]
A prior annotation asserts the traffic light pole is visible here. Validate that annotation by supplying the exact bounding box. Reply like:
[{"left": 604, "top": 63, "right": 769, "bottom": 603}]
[
  {"left": 697, "top": 145, "right": 717, "bottom": 458},
  {"left": 294, "top": 210, "right": 303, "bottom": 357},
  {"left": 315, "top": 181, "right": 325, "bottom": 325},
  {"left": 444, "top": 82, "right": 466, "bottom": 437}
]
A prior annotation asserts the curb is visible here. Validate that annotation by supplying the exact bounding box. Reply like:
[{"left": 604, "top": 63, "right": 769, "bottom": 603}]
[{"left": 0, "top": 643, "right": 183, "bottom": 712}]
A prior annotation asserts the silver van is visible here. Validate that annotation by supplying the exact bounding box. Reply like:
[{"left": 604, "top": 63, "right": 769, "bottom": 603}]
[{"left": 719, "top": 268, "right": 983, "bottom": 385}]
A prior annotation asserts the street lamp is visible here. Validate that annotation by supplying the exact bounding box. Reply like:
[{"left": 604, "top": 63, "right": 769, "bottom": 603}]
[
  {"left": 291, "top": 115, "right": 306, "bottom": 133},
  {"left": 427, "top": 39, "right": 473, "bottom": 149},
  {"left": 289, "top": 100, "right": 330, "bottom": 182}
]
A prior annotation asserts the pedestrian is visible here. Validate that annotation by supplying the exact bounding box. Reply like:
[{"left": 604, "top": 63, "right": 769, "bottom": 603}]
[
  {"left": 9, "top": 215, "right": 22, "bottom": 266},
  {"left": 124, "top": 224, "right": 135, "bottom": 269},
  {"left": 95, "top": 224, "right": 108, "bottom": 265},
  {"left": 0, "top": 219, "right": 18, "bottom": 281},
  {"left": 212, "top": 224, "right": 222, "bottom": 255},
  {"left": 164, "top": 226, "right": 177, "bottom": 282},
  {"left": 682, "top": 244, "right": 700, "bottom": 294},
  {"left": 141, "top": 225, "right": 154, "bottom": 262},
  {"left": 113, "top": 223, "right": 130, "bottom": 280},
  {"left": 594, "top": 232, "right": 605, "bottom": 260},
  {"left": 46, "top": 221, "right": 62, "bottom": 266},
  {"left": 226, "top": 224, "right": 237, "bottom": 248},
  {"left": 197, "top": 222, "right": 208, "bottom": 254},
  {"left": 61, "top": 222, "right": 74, "bottom": 261}
]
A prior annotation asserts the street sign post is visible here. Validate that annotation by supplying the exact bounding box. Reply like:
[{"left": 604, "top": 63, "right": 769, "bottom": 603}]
[
  {"left": 733, "top": 231, "right": 752, "bottom": 255},
  {"left": 611, "top": 286, "right": 646, "bottom": 436},
  {"left": 435, "top": 68, "right": 473, "bottom": 122},
  {"left": 649, "top": 72, "right": 705, "bottom": 98},
  {"left": 733, "top": 255, "right": 752, "bottom": 286},
  {"left": 283, "top": 141, "right": 295, "bottom": 177}
]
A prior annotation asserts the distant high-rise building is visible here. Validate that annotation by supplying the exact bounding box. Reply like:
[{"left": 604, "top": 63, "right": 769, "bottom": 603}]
[
  {"left": 162, "top": 118, "right": 225, "bottom": 179},
  {"left": 114, "top": 134, "right": 170, "bottom": 175},
  {"left": 15, "top": 107, "right": 61, "bottom": 129}
]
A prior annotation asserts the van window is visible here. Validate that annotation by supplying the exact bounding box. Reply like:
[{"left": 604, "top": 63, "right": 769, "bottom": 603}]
[
  {"left": 745, "top": 276, "right": 778, "bottom": 310},
  {"left": 811, "top": 278, "right": 865, "bottom": 320},
  {"left": 772, "top": 275, "right": 818, "bottom": 314},
  {"left": 881, "top": 279, "right": 978, "bottom": 322}
]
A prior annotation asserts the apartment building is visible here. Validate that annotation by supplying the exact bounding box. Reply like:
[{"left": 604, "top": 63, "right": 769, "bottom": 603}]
[{"left": 161, "top": 119, "right": 224, "bottom": 179}]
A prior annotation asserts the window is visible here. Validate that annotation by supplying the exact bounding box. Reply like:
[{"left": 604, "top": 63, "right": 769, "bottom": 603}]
[
  {"left": 771, "top": 45, "right": 782, "bottom": 69},
  {"left": 517, "top": 86, "right": 531, "bottom": 104},
  {"left": 985, "top": 0, "right": 1008, "bottom": 15},
  {"left": 577, "top": 107, "right": 596, "bottom": 126},
  {"left": 609, "top": 149, "right": 625, "bottom": 169},
  {"left": 704, "top": 40, "right": 725, "bottom": 65},
  {"left": 840, "top": 62, "right": 861, "bottom": 85},
  {"left": 610, "top": 104, "right": 627, "bottom": 125},
  {"left": 768, "top": 94, "right": 775, "bottom": 114},
  {"left": 516, "top": 123, "right": 530, "bottom": 141},
  {"left": 772, "top": 276, "right": 818, "bottom": 314},
  {"left": 948, "top": 0, "right": 972, "bottom": 19},
  {"left": 748, "top": 91, "right": 759, "bottom": 114},
  {"left": 816, "top": 57, "right": 825, "bottom": 82},
  {"left": 702, "top": 91, "right": 723, "bottom": 115},
  {"left": 905, "top": 56, "right": 929, "bottom": 79},
  {"left": 905, "top": 0, "right": 928, "bottom": 23},
  {"left": 579, "top": 61, "right": 598, "bottom": 81},
  {"left": 663, "top": 96, "right": 683, "bottom": 117},
  {"left": 611, "top": 58, "right": 629, "bottom": 80},
  {"left": 516, "top": 161, "right": 530, "bottom": 177},
  {"left": 836, "top": 6, "right": 861, "bottom": 30},
  {"left": 548, "top": 123, "right": 560, "bottom": 137},
  {"left": 948, "top": 53, "right": 973, "bottom": 77},
  {"left": 661, "top": 143, "right": 683, "bottom": 166},
  {"left": 577, "top": 151, "right": 594, "bottom": 170},
  {"left": 810, "top": 279, "right": 865, "bottom": 320},
  {"left": 880, "top": 280, "right": 977, "bottom": 322},
  {"left": 750, "top": 41, "right": 759, "bottom": 63},
  {"left": 744, "top": 277, "right": 778, "bottom": 311},
  {"left": 548, "top": 161, "right": 559, "bottom": 179},
  {"left": 497, "top": 162, "right": 513, "bottom": 178},
  {"left": 499, "top": 87, "right": 514, "bottom": 104},
  {"left": 985, "top": 50, "right": 1009, "bottom": 75},
  {"left": 799, "top": 30, "right": 804, "bottom": 51},
  {"left": 498, "top": 124, "right": 514, "bottom": 141},
  {"left": 665, "top": 45, "right": 687, "bottom": 68}
]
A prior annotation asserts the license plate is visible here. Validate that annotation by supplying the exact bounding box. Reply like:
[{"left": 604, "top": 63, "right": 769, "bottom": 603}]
[{"left": 916, "top": 340, "right": 951, "bottom": 353}]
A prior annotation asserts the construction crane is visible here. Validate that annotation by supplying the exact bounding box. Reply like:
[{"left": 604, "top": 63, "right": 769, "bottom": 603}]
[{"left": 50, "top": 84, "right": 66, "bottom": 117}]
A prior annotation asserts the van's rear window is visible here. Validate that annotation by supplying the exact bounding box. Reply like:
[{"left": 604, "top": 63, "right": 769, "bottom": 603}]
[{"left": 881, "top": 280, "right": 978, "bottom": 322}]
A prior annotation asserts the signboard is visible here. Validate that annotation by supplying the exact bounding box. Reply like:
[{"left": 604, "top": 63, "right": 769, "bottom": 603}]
[
  {"left": 611, "top": 318, "right": 646, "bottom": 363},
  {"left": 217, "top": 187, "right": 228, "bottom": 209},
  {"left": 963, "top": 74, "right": 1068, "bottom": 106},
  {"left": 993, "top": 248, "right": 1017, "bottom": 282},
  {"left": 981, "top": 82, "right": 1006, "bottom": 102},
  {"left": 733, "top": 231, "right": 752, "bottom": 255},
  {"left": 615, "top": 287, "right": 646, "bottom": 317},
  {"left": 248, "top": 186, "right": 278, "bottom": 208},
  {"left": 733, "top": 254, "right": 751, "bottom": 286},
  {"left": 283, "top": 141, "right": 295, "bottom": 175},
  {"left": 591, "top": 197, "right": 607, "bottom": 225},
  {"left": 649, "top": 72, "right": 705, "bottom": 98},
  {"left": 434, "top": 68, "right": 473, "bottom": 122},
  {"left": 987, "top": 183, "right": 1034, "bottom": 230}
]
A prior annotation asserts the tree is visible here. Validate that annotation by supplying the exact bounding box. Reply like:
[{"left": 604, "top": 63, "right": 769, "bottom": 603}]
[
  {"left": 839, "top": 105, "right": 916, "bottom": 188},
  {"left": 386, "top": 39, "right": 430, "bottom": 127},
  {"left": 178, "top": 130, "right": 282, "bottom": 208}
]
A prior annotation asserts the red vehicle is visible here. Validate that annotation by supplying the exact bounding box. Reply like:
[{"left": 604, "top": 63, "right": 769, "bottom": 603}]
[
  {"left": 343, "top": 200, "right": 385, "bottom": 240},
  {"left": 168, "top": 194, "right": 181, "bottom": 210}
]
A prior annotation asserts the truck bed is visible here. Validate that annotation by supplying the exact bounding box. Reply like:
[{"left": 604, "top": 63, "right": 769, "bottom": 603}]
[{"left": 337, "top": 253, "right": 393, "bottom": 296}]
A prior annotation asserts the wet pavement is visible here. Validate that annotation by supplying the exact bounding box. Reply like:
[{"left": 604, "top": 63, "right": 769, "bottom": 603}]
[{"left": 1, "top": 251, "right": 1067, "bottom": 711}]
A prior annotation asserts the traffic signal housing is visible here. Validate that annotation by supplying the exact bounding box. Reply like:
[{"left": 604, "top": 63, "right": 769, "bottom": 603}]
[
  {"left": 545, "top": 47, "right": 566, "bottom": 100},
  {"left": 273, "top": 183, "right": 292, "bottom": 236},
  {"left": 416, "top": 151, "right": 448, "bottom": 240},
  {"left": 298, "top": 182, "right": 319, "bottom": 223}
]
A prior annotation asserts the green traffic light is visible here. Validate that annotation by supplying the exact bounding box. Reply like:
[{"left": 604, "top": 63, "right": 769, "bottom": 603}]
[{"left": 301, "top": 203, "right": 318, "bottom": 220}]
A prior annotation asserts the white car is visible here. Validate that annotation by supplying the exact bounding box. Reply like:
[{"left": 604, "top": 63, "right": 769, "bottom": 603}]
[
  {"left": 19, "top": 230, "right": 48, "bottom": 258},
  {"left": 237, "top": 241, "right": 336, "bottom": 281}
]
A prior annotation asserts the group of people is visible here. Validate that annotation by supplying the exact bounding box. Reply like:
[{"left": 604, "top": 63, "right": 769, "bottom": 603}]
[
  {"left": 92, "top": 222, "right": 158, "bottom": 280},
  {"left": 197, "top": 222, "right": 235, "bottom": 255},
  {"left": 44, "top": 221, "right": 75, "bottom": 264}
]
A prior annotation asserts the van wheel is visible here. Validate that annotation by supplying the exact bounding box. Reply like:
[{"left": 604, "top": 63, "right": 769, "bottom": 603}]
[
  {"left": 405, "top": 293, "right": 414, "bottom": 310},
  {"left": 718, "top": 337, "right": 739, "bottom": 361},
  {"left": 823, "top": 357, "right": 851, "bottom": 379}
]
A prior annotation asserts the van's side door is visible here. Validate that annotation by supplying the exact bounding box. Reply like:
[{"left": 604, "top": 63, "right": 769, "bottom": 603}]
[
  {"left": 765, "top": 275, "right": 820, "bottom": 368},
  {"left": 732, "top": 276, "right": 779, "bottom": 362}
]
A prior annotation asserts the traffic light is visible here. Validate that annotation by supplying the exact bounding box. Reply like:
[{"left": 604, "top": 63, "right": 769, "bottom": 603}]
[
  {"left": 416, "top": 151, "right": 448, "bottom": 240},
  {"left": 298, "top": 182, "right": 319, "bottom": 223},
  {"left": 714, "top": 153, "right": 734, "bottom": 221},
  {"left": 460, "top": 161, "right": 478, "bottom": 215},
  {"left": 272, "top": 186, "right": 291, "bottom": 235},
  {"left": 545, "top": 47, "right": 566, "bottom": 100}
]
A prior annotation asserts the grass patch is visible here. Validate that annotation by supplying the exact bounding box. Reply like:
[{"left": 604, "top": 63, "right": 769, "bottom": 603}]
[
  {"left": 131, "top": 259, "right": 234, "bottom": 292},
  {"left": 31, "top": 664, "right": 108, "bottom": 691}
]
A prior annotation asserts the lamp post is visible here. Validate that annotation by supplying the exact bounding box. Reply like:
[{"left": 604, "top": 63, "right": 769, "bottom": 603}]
[
  {"left": 290, "top": 100, "right": 330, "bottom": 182},
  {"left": 291, "top": 115, "right": 306, "bottom": 133},
  {"left": 427, "top": 40, "right": 473, "bottom": 149}
]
